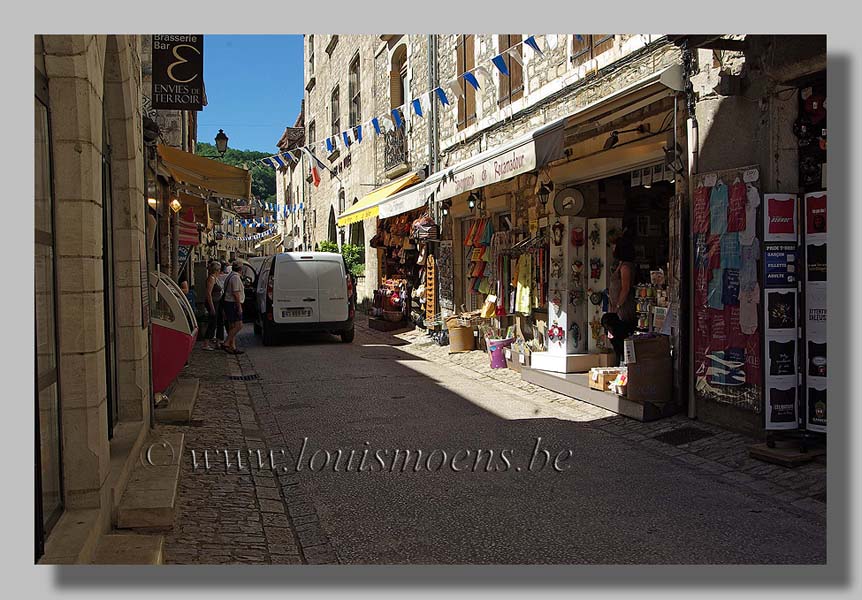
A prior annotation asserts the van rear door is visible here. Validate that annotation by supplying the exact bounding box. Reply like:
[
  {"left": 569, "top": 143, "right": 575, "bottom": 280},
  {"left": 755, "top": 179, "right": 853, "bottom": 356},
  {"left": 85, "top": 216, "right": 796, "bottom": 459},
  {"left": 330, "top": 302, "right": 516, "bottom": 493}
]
[
  {"left": 272, "top": 255, "right": 320, "bottom": 324},
  {"left": 317, "top": 258, "right": 349, "bottom": 323}
]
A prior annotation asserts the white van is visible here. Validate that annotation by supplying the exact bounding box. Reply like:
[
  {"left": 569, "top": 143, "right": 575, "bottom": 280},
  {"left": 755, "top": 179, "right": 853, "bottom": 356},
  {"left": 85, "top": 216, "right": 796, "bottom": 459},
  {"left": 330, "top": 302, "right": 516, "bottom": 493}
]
[{"left": 254, "top": 252, "right": 356, "bottom": 345}]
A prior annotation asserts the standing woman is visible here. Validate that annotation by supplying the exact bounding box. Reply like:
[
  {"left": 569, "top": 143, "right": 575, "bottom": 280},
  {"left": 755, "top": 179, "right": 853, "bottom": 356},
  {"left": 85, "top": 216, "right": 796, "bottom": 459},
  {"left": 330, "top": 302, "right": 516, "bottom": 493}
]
[
  {"left": 202, "top": 261, "right": 223, "bottom": 350},
  {"left": 606, "top": 234, "right": 638, "bottom": 366}
]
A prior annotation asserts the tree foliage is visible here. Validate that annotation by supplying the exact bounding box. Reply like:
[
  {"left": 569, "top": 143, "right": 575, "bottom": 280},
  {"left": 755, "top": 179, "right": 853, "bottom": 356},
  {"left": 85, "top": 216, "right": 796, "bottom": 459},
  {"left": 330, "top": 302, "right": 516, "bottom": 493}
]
[
  {"left": 317, "top": 241, "right": 365, "bottom": 277},
  {"left": 196, "top": 142, "right": 276, "bottom": 201}
]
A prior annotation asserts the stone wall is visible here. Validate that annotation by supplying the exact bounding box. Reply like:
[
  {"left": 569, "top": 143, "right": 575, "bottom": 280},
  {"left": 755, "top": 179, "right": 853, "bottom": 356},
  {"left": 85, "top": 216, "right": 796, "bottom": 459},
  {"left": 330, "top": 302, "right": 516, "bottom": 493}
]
[{"left": 39, "top": 34, "right": 149, "bottom": 551}]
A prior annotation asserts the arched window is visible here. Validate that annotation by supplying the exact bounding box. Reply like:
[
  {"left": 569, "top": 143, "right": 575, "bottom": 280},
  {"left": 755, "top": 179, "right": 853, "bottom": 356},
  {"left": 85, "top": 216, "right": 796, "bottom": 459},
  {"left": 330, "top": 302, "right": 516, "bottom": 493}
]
[
  {"left": 349, "top": 198, "right": 365, "bottom": 247},
  {"left": 390, "top": 45, "right": 407, "bottom": 109},
  {"left": 328, "top": 206, "right": 337, "bottom": 244}
]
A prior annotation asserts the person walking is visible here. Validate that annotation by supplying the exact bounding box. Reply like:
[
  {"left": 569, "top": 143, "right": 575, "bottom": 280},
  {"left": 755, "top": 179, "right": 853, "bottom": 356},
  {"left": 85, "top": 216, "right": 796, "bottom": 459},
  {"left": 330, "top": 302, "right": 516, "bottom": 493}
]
[
  {"left": 222, "top": 260, "right": 246, "bottom": 354},
  {"left": 605, "top": 233, "right": 638, "bottom": 366},
  {"left": 202, "top": 261, "right": 223, "bottom": 351}
]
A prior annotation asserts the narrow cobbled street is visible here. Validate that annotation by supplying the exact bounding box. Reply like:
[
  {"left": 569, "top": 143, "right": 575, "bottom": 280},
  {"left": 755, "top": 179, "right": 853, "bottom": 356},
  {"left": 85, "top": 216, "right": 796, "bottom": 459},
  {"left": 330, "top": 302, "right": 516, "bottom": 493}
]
[{"left": 162, "top": 321, "right": 826, "bottom": 564}]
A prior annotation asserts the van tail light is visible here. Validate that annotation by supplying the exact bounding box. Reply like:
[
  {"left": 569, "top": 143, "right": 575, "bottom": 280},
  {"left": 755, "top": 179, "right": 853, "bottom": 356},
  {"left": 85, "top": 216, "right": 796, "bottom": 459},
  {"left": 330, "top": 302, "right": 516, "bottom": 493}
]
[
  {"left": 266, "top": 276, "right": 274, "bottom": 321},
  {"left": 346, "top": 274, "right": 355, "bottom": 320}
]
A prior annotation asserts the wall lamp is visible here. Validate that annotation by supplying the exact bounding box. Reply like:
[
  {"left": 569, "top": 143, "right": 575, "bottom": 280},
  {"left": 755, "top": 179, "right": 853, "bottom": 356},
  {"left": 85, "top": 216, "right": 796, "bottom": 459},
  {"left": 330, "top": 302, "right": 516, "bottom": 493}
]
[
  {"left": 468, "top": 190, "right": 483, "bottom": 213},
  {"left": 537, "top": 181, "right": 554, "bottom": 208},
  {"left": 441, "top": 199, "right": 452, "bottom": 217}
]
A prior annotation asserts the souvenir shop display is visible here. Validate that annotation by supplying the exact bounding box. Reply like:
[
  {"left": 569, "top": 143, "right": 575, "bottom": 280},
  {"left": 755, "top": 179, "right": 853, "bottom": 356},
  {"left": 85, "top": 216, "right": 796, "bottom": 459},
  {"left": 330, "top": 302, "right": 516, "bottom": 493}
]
[
  {"left": 692, "top": 166, "right": 764, "bottom": 415},
  {"left": 804, "top": 191, "right": 827, "bottom": 433},
  {"left": 368, "top": 208, "right": 426, "bottom": 329}
]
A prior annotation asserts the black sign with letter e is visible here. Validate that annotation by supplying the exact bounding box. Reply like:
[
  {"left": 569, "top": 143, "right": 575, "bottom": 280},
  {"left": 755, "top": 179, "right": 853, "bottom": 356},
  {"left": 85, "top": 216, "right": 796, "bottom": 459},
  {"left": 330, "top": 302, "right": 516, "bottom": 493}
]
[{"left": 152, "top": 35, "right": 204, "bottom": 111}]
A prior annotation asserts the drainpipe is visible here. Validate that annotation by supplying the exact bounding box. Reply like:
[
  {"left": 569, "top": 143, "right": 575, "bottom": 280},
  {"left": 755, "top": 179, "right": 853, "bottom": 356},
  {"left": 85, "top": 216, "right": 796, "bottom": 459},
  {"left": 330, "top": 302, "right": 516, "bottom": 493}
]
[
  {"left": 686, "top": 115, "right": 698, "bottom": 420},
  {"left": 427, "top": 35, "right": 439, "bottom": 174}
]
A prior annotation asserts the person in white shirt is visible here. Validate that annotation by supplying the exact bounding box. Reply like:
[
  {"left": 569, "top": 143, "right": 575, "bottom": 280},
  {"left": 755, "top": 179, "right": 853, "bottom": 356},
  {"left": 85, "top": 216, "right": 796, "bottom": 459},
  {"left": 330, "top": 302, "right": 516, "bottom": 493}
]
[{"left": 222, "top": 260, "right": 246, "bottom": 354}]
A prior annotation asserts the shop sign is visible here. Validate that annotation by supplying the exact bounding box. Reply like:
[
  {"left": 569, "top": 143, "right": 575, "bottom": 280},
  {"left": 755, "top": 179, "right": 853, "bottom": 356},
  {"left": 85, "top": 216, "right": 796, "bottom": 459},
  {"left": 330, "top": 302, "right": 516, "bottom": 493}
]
[
  {"left": 437, "top": 141, "right": 537, "bottom": 201},
  {"left": 151, "top": 35, "right": 204, "bottom": 111},
  {"left": 763, "top": 242, "right": 798, "bottom": 288}
]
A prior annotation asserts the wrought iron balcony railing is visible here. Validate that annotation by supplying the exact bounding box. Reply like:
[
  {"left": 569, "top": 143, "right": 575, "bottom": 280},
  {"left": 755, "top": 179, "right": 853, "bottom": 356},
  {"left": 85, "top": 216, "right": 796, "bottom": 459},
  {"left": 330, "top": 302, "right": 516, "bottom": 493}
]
[{"left": 383, "top": 127, "right": 408, "bottom": 174}]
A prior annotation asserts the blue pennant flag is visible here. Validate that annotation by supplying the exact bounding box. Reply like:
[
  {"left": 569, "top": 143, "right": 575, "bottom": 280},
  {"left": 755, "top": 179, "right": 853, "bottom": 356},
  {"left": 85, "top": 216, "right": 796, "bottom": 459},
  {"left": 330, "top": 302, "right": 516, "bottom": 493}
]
[
  {"left": 575, "top": 34, "right": 584, "bottom": 42},
  {"left": 283, "top": 152, "right": 295, "bottom": 165},
  {"left": 491, "top": 54, "right": 509, "bottom": 76},
  {"left": 434, "top": 87, "right": 450, "bottom": 106},
  {"left": 391, "top": 108, "right": 403, "bottom": 129},
  {"left": 412, "top": 98, "right": 423, "bottom": 117},
  {"left": 463, "top": 71, "right": 480, "bottom": 91},
  {"left": 342, "top": 131, "right": 351, "bottom": 147},
  {"left": 325, "top": 137, "right": 334, "bottom": 153},
  {"left": 524, "top": 35, "right": 543, "bottom": 55},
  {"left": 262, "top": 157, "right": 276, "bottom": 168},
  {"left": 371, "top": 117, "right": 381, "bottom": 135},
  {"left": 355, "top": 125, "right": 362, "bottom": 142},
  {"left": 300, "top": 202, "right": 304, "bottom": 211},
  {"left": 273, "top": 155, "right": 285, "bottom": 168}
]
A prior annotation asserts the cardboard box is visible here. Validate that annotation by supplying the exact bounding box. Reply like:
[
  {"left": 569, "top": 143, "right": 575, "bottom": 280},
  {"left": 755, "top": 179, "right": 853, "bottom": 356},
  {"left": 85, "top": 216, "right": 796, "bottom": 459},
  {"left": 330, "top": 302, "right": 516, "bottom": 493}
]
[
  {"left": 624, "top": 335, "right": 670, "bottom": 365},
  {"left": 589, "top": 367, "right": 624, "bottom": 391},
  {"left": 597, "top": 351, "right": 618, "bottom": 367},
  {"left": 626, "top": 358, "right": 672, "bottom": 404}
]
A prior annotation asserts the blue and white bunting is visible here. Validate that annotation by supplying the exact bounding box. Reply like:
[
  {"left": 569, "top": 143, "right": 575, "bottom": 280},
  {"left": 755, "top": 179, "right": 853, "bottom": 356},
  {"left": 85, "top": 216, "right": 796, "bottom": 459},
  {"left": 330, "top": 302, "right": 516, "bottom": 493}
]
[
  {"left": 491, "top": 54, "right": 509, "bottom": 76},
  {"left": 524, "top": 35, "right": 542, "bottom": 55},
  {"left": 463, "top": 71, "right": 480, "bottom": 91}
]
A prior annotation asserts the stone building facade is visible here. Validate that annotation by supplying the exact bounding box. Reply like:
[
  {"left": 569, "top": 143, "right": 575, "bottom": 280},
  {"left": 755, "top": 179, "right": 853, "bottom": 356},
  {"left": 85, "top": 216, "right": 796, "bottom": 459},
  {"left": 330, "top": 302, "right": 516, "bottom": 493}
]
[{"left": 36, "top": 34, "right": 153, "bottom": 562}]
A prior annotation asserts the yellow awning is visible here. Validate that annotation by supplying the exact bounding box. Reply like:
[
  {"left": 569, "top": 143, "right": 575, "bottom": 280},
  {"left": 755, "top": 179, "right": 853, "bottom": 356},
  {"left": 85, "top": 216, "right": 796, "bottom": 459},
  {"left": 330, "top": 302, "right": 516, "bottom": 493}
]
[
  {"left": 157, "top": 144, "right": 253, "bottom": 200},
  {"left": 337, "top": 171, "right": 422, "bottom": 227}
]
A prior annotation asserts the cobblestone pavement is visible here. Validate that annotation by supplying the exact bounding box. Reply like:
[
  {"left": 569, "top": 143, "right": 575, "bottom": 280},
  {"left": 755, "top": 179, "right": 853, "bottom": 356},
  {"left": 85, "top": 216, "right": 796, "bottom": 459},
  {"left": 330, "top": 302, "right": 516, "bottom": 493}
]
[
  {"left": 161, "top": 346, "right": 304, "bottom": 564},
  {"left": 161, "top": 317, "right": 825, "bottom": 564},
  {"left": 363, "top": 321, "right": 827, "bottom": 521}
]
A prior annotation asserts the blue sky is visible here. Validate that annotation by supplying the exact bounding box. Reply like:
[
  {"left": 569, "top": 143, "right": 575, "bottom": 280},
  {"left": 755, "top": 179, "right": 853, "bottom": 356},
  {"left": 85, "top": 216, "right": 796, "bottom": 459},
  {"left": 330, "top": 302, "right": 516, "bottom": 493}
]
[{"left": 199, "top": 35, "right": 303, "bottom": 153}]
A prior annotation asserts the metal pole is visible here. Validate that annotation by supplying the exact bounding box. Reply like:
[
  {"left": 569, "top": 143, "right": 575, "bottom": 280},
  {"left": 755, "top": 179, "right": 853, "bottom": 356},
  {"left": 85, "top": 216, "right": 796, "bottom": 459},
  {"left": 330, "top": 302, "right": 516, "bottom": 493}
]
[{"left": 686, "top": 115, "right": 698, "bottom": 419}]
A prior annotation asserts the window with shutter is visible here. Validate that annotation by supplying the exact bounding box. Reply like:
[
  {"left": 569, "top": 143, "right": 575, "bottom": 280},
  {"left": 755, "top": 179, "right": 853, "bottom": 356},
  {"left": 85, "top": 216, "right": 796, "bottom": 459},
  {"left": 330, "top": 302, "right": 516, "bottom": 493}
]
[
  {"left": 349, "top": 55, "right": 361, "bottom": 127},
  {"left": 571, "top": 35, "right": 615, "bottom": 67},
  {"left": 390, "top": 45, "right": 407, "bottom": 109},
  {"left": 331, "top": 86, "right": 340, "bottom": 137},
  {"left": 498, "top": 34, "right": 523, "bottom": 107},
  {"left": 456, "top": 35, "right": 476, "bottom": 131}
]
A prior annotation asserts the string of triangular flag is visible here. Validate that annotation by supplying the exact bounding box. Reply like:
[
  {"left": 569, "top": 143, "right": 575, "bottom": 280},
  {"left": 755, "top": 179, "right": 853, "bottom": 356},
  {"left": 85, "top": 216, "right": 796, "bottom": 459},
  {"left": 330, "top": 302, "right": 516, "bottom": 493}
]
[
  {"left": 258, "top": 34, "right": 560, "bottom": 176},
  {"left": 222, "top": 206, "right": 304, "bottom": 230},
  {"left": 217, "top": 225, "right": 278, "bottom": 242}
]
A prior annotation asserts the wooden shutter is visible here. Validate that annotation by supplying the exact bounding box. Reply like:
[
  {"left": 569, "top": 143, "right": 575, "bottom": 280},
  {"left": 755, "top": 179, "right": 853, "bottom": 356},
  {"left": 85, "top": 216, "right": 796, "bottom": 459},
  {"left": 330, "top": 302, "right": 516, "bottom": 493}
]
[
  {"left": 572, "top": 35, "right": 591, "bottom": 66},
  {"left": 593, "top": 35, "right": 614, "bottom": 57},
  {"left": 498, "top": 34, "right": 523, "bottom": 106},
  {"left": 464, "top": 35, "right": 476, "bottom": 127},
  {"left": 456, "top": 35, "right": 466, "bottom": 129}
]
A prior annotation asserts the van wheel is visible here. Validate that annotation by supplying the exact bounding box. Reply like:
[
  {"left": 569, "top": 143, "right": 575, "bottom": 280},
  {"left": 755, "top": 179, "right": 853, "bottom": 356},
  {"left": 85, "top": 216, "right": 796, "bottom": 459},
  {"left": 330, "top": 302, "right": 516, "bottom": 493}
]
[
  {"left": 262, "top": 322, "right": 276, "bottom": 346},
  {"left": 253, "top": 321, "right": 262, "bottom": 336},
  {"left": 340, "top": 327, "right": 355, "bottom": 343}
]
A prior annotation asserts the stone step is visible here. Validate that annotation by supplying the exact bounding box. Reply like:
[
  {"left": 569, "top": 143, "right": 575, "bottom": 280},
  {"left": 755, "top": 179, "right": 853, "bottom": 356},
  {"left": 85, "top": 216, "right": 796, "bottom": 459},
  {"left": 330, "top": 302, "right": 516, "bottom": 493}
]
[
  {"left": 38, "top": 509, "right": 101, "bottom": 564},
  {"left": 155, "top": 377, "right": 199, "bottom": 424},
  {"left": 116, "top": 432, "right": 184, "bottom": 530},
  {"left": 92, "top": 534, "right": 164, "bottom": 565}
]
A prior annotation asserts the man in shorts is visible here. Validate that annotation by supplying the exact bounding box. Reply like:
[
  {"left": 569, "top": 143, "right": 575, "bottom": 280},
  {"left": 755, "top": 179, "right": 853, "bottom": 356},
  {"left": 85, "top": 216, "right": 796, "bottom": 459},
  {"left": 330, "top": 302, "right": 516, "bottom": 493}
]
[{"left": 222, "top": 260, "right": 246, "bottom": 354}]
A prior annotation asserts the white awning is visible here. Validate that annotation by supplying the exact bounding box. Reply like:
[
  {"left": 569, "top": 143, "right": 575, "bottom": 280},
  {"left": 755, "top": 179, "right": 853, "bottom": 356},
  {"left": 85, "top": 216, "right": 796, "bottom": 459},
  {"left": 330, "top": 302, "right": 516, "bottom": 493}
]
[{"left": 378, "top": 117, "right": 566, "bottom": 219}]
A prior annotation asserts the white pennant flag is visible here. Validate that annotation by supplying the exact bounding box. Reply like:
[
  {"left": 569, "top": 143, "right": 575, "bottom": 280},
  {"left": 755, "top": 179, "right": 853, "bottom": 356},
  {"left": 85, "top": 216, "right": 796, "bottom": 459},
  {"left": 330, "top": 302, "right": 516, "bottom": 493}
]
[
  {"left": 507, "top": 46, "right": 524, "bottom": 67},
  {"left": 545, "top": 33, "right": 559, "bottom": 51},
  {"left": 421, "top": 91, "right": 433, "bottom": 115},
  {"left": 474, "top": 65, "right": 494, "bottom": 88},
  {"left": 447, "top": 78, "right": 464, "bottom": 100},
  {"left": 399, "top": 103, "right": 411, "bottom": 127}
]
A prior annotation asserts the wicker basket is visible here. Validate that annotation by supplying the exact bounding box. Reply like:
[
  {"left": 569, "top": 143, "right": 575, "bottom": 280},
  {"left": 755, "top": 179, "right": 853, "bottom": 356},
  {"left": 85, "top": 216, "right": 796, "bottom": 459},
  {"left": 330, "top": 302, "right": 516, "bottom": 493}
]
[{"left": 383, "top": 310, "right": 404, "bottom": 323}]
